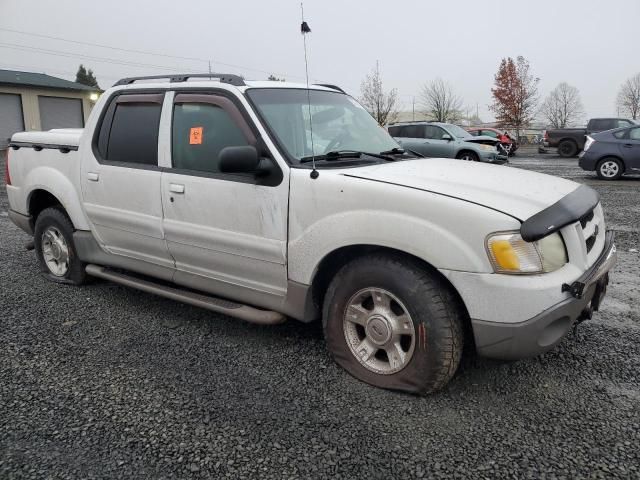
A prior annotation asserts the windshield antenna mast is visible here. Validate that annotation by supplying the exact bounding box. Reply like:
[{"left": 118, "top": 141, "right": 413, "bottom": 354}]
[{"left": 300, "top": 2, "right": 318, "bottom": 179}]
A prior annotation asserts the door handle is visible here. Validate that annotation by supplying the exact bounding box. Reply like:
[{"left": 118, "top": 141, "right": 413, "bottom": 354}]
[
  {"left": 87, "top": 172, "right": 99, "bottom": 182},
  {"left": 169, "top": 183, "right": 185, "bottom": 194},
  {"left": 623, "top": 144, "right": 633, "bottom": 148}
]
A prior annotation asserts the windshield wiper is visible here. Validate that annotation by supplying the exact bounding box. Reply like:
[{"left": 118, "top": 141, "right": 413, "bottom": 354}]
[
  {"left": 300, "top": 150, "right": 394, "bottom": 163},
  {"left": 380, "top": 147, "right": 405, "bottom": 155}
]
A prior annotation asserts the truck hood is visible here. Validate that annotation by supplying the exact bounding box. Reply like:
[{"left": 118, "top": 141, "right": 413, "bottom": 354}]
[{"left": 343, "top": 158, "right": 579, "bottom": 221}]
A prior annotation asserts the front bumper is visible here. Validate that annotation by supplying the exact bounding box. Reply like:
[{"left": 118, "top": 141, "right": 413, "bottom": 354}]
[
  {"left": 480, "top": 152, "right": 509, "bottom": 164},
  {"left": 471, "top": 231, "right": 617, "bottom": 360}
]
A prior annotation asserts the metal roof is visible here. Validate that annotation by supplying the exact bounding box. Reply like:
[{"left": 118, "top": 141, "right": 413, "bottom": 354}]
[{"left": 0, "top": 69, "right": 98, "bottom": 92}]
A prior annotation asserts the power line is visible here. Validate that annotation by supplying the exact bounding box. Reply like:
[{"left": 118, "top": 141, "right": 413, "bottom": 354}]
[
  {"left": 0, "top": 26, "right": 305, "bottom": 80},
  {"left": 0, "top": 62, "right": 121, "bottom": 81}
]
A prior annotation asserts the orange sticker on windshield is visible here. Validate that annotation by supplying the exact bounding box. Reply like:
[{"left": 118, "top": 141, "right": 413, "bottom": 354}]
[{"left": 189, "top": 127, "right": 203, "bottom": 145}]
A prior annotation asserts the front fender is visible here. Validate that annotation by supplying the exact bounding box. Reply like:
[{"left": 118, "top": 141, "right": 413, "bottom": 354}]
[{"left": 287, "top": 169, "right": 520, "bottom": 285}]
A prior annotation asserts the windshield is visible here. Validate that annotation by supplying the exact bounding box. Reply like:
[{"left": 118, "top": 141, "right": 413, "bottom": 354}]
[
  {"left": 246, "top": 88, "right": 399, "bottom": 162},
  {"left": 445, "top": 124, "right": 472, "bottom": 139}
]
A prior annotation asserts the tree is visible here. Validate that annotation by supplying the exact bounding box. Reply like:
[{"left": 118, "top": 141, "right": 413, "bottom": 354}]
[
  {"left": 490, "top": 56, "right": 539, "bottom": 141},
  {"left": 540, "top": 82, "right": 584, "bottom": 128},
  {"left": 616, "top": 73, "right": 640, "bottom": 120},
  {"left": 75, "top": 64, "right": 100, "bottom": 89},
  {"left": 419, "top": 78, "right": 463, "bottom": 122},
  {"left": 359, "top": 61, "right": 398, "bottom": 125},
  {"left": 267, "top": 74, "right": 285, "bottom": 82}
]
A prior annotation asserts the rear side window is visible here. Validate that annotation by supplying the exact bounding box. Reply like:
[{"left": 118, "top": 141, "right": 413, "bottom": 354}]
[
  {"left": 96, "top": 93, "right": 164, "bottom": 166},
  {"left": 613, "top": 130, "right": 628, "bottom": 139},
  {"left": 388, "top": 126, "right": 401, "bottom": 137},
  {"left": 172, "top": 103, "right": 250, "bottom": 173}
]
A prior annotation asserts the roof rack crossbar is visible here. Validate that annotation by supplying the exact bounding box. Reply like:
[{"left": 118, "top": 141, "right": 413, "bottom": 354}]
[
  {"left": 113, "top": 73, "right": 246, "bottom": 87},
  {"left": 313, "top": 83, "right": 345, "bottom": 93}
]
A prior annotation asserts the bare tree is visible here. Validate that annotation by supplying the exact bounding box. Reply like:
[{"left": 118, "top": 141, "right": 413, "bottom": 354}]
[
  {"left": 419, "top": 78, "right": 463, "bottom": 122},
  {"left": 540, "top": 82, "right": 584, "bottom": 128},
  {"left": 359, "top": 61, "right": 399, "bottom": 125},
  {"left": 490, "top": 56, "right": 539, "bottom": 141},
  {"left": 617, "top": 73, "right": 640, "bottom": 120}
]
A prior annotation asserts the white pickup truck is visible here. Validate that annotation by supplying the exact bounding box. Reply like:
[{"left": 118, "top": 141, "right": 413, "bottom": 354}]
[{"left": 5, "top": 74, "right": 616, "bottom": 394}]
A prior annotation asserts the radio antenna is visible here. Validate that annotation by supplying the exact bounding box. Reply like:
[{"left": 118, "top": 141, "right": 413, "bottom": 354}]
[{"left": 300, "top": 2, "right": 318, "bottom": 179}]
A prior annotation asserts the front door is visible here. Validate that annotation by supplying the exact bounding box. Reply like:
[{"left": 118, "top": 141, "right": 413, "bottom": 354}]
[
  {"left": 424, "top": 125, "right": 455, "bottom": 157},
  {"left": 80, "top": 92, "right": 174, "bottom": 269},
  {"left": 621, "top": 126, "right": 640, "bottom": 172},
  {"left": 160, "top": 92, "right": 289, "bottom": 306}
]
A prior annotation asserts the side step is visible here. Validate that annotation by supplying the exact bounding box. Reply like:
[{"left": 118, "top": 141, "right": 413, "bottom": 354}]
[{"left": 85, "top": 264, "right": 286, "bottom": 325}]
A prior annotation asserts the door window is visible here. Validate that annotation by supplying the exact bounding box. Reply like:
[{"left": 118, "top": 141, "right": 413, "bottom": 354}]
[
  {"left": 425, "top": 125, "right": 446, "bottom": 140},
  {"left": 96, "top": 93, "right": 164, "bottom": 166},
  {"left": 482, "top": 130, "right": 498, "bottom": 138},
  {"left": 629, "top": 127, "right": 640, "bottom": 140},
  {"left": 171, "top": 101, "right": 250, "bottom": 174}
]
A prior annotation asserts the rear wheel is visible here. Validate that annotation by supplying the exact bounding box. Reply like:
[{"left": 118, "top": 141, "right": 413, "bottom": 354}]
[
  {"left": 558, "top": 140, "right": 578, "bottom": 157},
  {"left": 456, "top": 151, "right": 479, "bottom": 162},
  {"left": 322, "top": 254, "right": 464, "bottom": 394},
  {"left": 596, "top": 157, "right": 623, "bottom": 180},
  {"left": 34, "top": 207, "right": 87, "bottom": 285}
]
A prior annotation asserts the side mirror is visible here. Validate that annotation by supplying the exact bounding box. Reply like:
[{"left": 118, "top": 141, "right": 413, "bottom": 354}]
[
  {"left": 219, "top": 146, "right": 259, "bottom": 174},
  {"left": 442, "top": 134, "right": 453, "bottom": 141}
]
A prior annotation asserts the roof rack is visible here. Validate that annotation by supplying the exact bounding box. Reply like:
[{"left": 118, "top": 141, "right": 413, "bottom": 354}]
[
  {"left": 314, "top": 83, "right": 345, "bottom": 93},
  {"left": 113, "top": 73, "right": 246, "bottom": 87}
]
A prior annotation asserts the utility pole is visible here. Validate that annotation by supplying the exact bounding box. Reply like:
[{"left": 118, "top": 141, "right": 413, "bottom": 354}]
[
  {"left": 208, "top": 60, "right": 212, "bottom": 78},
  {"left": 412, "top": 96, "right": 415, "bottom": 121}
]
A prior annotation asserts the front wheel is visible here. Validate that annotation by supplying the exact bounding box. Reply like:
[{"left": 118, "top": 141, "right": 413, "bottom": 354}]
[
  {"left": 34, "top": 207, "right": 88, "bottom": 285},
  {"left": 322, "top": 254, "right": 464, "bottom": 394},
  {"left": 456, "top": 151, "right": 479, "bottom": 162}
]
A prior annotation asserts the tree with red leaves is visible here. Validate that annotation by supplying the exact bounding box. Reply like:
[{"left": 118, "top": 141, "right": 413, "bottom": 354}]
[{"left": 490, "top": 56, "right": 539, "bottom": 142}]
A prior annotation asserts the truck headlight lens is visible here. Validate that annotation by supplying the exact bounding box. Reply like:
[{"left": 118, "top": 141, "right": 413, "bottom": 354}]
[{"left": 486, "top": 231, "right": 567, "bottom": 274}]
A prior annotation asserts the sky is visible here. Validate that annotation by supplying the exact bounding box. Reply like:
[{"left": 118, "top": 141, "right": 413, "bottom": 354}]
[{"left": 1, "top": 0, "right": 638, "bottom": 123}]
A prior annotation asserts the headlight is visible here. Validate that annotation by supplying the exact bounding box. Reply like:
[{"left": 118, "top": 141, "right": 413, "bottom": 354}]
[
  {"left": 486, "top": 231, "right": 567, "bottom": 274},
  {"left": 479, "top": 144, "right": 495, "bottom": 151}
]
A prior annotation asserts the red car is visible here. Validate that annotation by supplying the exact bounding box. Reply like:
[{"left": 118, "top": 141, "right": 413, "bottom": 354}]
[{"left": 466, "top": 128, "right": 518, "bottom": 156}]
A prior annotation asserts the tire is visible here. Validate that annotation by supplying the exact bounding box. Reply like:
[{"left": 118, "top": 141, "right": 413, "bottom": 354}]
[
  {"left": 456, "top": 151, "right": 479, "bottom": 162},
  {"left": 557, "top": 140, "right": 578, "bottom": 157},
  {"left": 322, "top": 254, "right": 464, "bottom": 395},
  {"left": 596, "top": 157, "right": 624, "bottom": 180},
  {"left": 34, "top": 207, "right": 87, "bottom": 285}
]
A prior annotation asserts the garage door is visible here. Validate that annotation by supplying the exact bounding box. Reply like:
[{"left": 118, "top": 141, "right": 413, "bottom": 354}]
[
  {"left": 38, "top": 96, "right": 84, "bottom": 131},
  {"left": 0, "top": 93, "right": 24, "bottom": 148}
]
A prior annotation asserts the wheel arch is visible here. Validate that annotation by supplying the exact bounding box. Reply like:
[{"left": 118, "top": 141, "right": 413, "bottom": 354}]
[
  {"left": 455, "top": 149, "right": 478, "bottom": 159},
  {"left": 308, "top": 244, "right": 472, "bottom": 339}
]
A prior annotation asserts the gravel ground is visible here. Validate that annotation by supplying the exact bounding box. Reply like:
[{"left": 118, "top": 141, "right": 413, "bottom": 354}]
[{"left": 1, "top": 151, "right": 639, "bottom": 479}]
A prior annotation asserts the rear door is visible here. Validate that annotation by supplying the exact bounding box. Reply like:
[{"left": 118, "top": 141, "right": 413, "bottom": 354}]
[
  {"left": 160, "top": 91, "right": 289, "bottom": 305},
  {"left": 394, "top": 125, "right": 431, "bottom": 155},
  {"left": 80, "top": 91, "right": 174, "bottom": 269}
]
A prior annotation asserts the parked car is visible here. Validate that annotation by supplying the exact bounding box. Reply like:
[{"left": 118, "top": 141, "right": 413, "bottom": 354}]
[
  {"left": 544, "top": 118, "right": 636, "bottom": 157},
  {"left": 579, "top": 125, "right": 640, "bottom": 179},
  {"left": 5, "top": 73, "right": 616, "bottom": 394},
  {"left": 388, "top": 122, "right": 508, "bottom": 164},
  {"left": 467, "top": 127, "right": 518, "bottom": 156}
]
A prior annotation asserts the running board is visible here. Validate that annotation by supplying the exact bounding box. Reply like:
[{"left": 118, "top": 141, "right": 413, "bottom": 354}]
[{"left": 85, "top": 264, "right": 286, "bottom": 325}]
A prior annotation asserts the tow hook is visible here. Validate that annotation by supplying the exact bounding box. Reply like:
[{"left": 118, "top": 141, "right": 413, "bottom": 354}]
[{"left": 573, "top": 306, "right": 593, "bottom": 336}]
